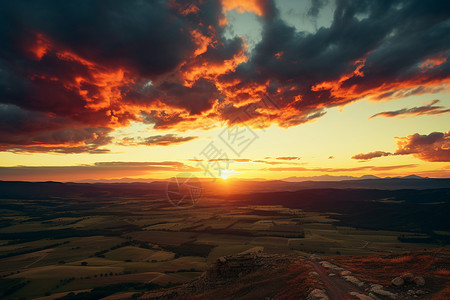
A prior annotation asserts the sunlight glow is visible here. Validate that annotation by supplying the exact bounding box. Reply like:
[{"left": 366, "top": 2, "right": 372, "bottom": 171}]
[{"left": 219, "top": 169, "right": 236, "bottom": 180}]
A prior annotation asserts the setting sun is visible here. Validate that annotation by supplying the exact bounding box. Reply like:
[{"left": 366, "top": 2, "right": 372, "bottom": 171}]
[{"left": 219, "top": 169, "right": 236, "bottom": 180}]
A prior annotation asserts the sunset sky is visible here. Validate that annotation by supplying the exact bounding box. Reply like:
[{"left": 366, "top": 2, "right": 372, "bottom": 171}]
[{"left": 0, "top": 0, "right": 449, "bottom": 181}]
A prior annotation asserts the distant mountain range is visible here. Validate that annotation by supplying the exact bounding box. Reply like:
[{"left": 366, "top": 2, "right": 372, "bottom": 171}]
[
  {"left": 75, "top": 174, "right": 431, "bottom": 184},
  {"left": 282, "top": 174, "right": 429, "bottom": 182},
  {"left": 0, "top": 176, "right": 448, "bottom": 200}
]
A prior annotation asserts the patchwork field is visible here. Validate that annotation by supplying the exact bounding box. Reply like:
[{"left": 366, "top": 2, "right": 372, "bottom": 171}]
[{"left": 0, "top": 185, "right": 448, "bottom": 299}]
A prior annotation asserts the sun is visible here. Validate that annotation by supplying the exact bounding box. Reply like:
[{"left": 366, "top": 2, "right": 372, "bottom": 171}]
[{"left": 219, "top": 169, "right": 236, "bottom": 180}]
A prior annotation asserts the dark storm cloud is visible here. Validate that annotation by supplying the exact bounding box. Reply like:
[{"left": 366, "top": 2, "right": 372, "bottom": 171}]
[
  {"left": 0, "top": 0, "right": 229, "bottom": 152},
  {"left": 131, "top": 79, "right": 221, "bottom": 115},
  {"left": 0, "top": 104, "right": 67, "bottom": 137},
  {"left": 0, "top": 103, "right": 113, "bottom": 153},
  {"left": 0, "top": 0, "right": 195, "bottom": 77},
  {"left": 0, "top": 0, "right": 449, "bottom": 153},
  {"left": 369, "top": 100, "right": 450, "bottom": 118},
  {"left": 0, "top": 0, "right": 252, "bottom": 152},
  {"left": 221, "top": 0, "right": 449, "bottom": 125}
]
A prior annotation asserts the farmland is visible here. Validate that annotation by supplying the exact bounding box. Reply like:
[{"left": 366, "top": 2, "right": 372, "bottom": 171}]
[{"left": 0, "top": 181, "right": 449, "bottom": 299}]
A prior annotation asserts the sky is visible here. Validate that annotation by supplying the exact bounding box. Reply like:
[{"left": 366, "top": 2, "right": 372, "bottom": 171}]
[{"left": 0, "top": 0, "right": 449, "bottom": 182}]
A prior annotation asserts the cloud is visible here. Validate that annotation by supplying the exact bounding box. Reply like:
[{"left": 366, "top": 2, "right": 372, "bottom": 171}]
[
  {"left": 208, "top": 158, "right": 252, "bottom": 162},
  {"left": 118, "top": 134, "right": 198, "bottom": 147},
  {"left": 221, "top": 0, "right": 266, "bottom": 16},
  {"left": 307, "top": 0, "right": 329, "bottom": 18},
  {"left": 0, "top": 0, "right": 449, "bottom": 152},
  {"left": 275, "top": 156, "right": 301, "bottom": 160},
  {"left": 0, "top": 104, "right": 113, "bottom": 153},
  {"left": 370, "top": 100, "right": 450, "bottom": 118},
  {"left": 220, "top": 0, "right": 450, "bottom": 127},
  {"left": 351, "top": 131, "right": 450, "bottom": 162},
  {"left": 395, "top": 131, "right": 450, "bottom": 162},
  {"left": 189, "top": 158, "right": 300, "bottom": 165},
  {"left": 352, "top": 151, "right": 392, "bottom": 161},
  {"left": 253, "top": 159, "right": 300, "bottom": 165},
  {"left": 0, "top": 161, "right": 199, "bottom": 181}
]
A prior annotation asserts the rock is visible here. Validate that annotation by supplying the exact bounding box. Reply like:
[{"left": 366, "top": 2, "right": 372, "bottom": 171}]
[
  {"left": 310, "top": 254, "right": 321, "bottom": 261},
  {"left": 368, "top": 293, "right": 381, "bottom": 300},
  {"left": 401, "top": 272, "right": 414, "bottom": 282},
  {"left": 308, "top": 271, "right": 320, "bottom": 277},
  {"left": 307, "top": 289, "right": 329, "bottom": 300},
  {"left": 370, "top": 286, "right": 397, "bottom": 299},
  {"left": 343, "top": 275, "right": 364, "bottom": 287},
  {"left": 391, "top": 277, "right": 404, "bottom": 287},
  {"left": 349, "top": 292, "right": 374, "bottom": 300},
  {"left": 413, "top": 276, "right": 425, "bottom": 286},
  {"left": 341, "top": 270, "right": 352, "bottom": 276},
  {"left": 319, "top": 261, "right": 344, "bottom": 271},
  {"left": 328, "top": 273, "right": 336, "bottom": 277},
  {"left": 218, "top": 256, "right": 226, "bottom": 263},
  {"left": 415, "top": 290, "right": 427, "bottom": 295},
  {"left": 343, "top": 275, "right": 365, "bottom": 287}
]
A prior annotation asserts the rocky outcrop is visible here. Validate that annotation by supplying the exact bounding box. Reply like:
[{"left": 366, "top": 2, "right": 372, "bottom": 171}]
[
  {"left": 369, "top": 284, "right": 397, "bottom": 299},
  {"left": 319, "top": 261, "right": 343, "bottom": 271},
  {"left": 401, "top": 273, "right": 414, "bottom": 282},
  {"left": 413, "top": 276, "right": 425, "bottom": 286},
  {"left": 391, "top": 277, "right": 404, "bottom": 287},
  {"left": 307, "top": 289, "right": 329, "bottom": 300},
  {"left": 391, "top": 273, "right": 426, "bottom": 288},
  {"left": 343, "top": 275, "right": 365, "bottom": 287},
  {"left": 139, "top": 253, "right": 294, "bottom": 299},
  {"left": 407, "top": 289, "right": 428, "bottom": 296},
  {"left": 309, "top": 271, "right": 320, "bottom": 277},
  {"left": 349, "top": 292, "right": 375, "bottom": 300}
]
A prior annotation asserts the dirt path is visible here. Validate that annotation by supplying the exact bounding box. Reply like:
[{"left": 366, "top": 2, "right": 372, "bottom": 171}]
[
  {"left": 23, "top": 249, "right": 53, "bottom": 268},
  {"left": 306, "top": 260, "right": 368, "bottom": 300}
]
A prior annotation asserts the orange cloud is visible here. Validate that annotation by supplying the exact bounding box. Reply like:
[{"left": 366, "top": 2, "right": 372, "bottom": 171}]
[
  {"left": 221, "top": 0, "right": 264, "bottom": 16},
  {"left": 421, "top": 55, "right": 447, "bottom": 70},
  {"left": 276, "top": 156, "right": 301, "bottom": 160},
  {"left": 2, "top": 0, "right": 449, "bottom": 154},
  {"left": 352, "top": 132, "right": 450, "bottom": 162},
  {"left": 26, "top": 33, "right": 138, "bottom": 127},
  {"left": 352, "top": 151, "right": 392, "bottom": 161},
  {"left": 395, "top": 132, "right": 450, "bottom": 162},
  {"left": 28, "top": 33, "right": 51, "bottom": 60}
]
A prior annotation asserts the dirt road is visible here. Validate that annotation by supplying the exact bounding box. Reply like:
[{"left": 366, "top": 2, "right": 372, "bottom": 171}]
[{"left": 306, "top": 260, "right": 370, "bottom": 300}]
